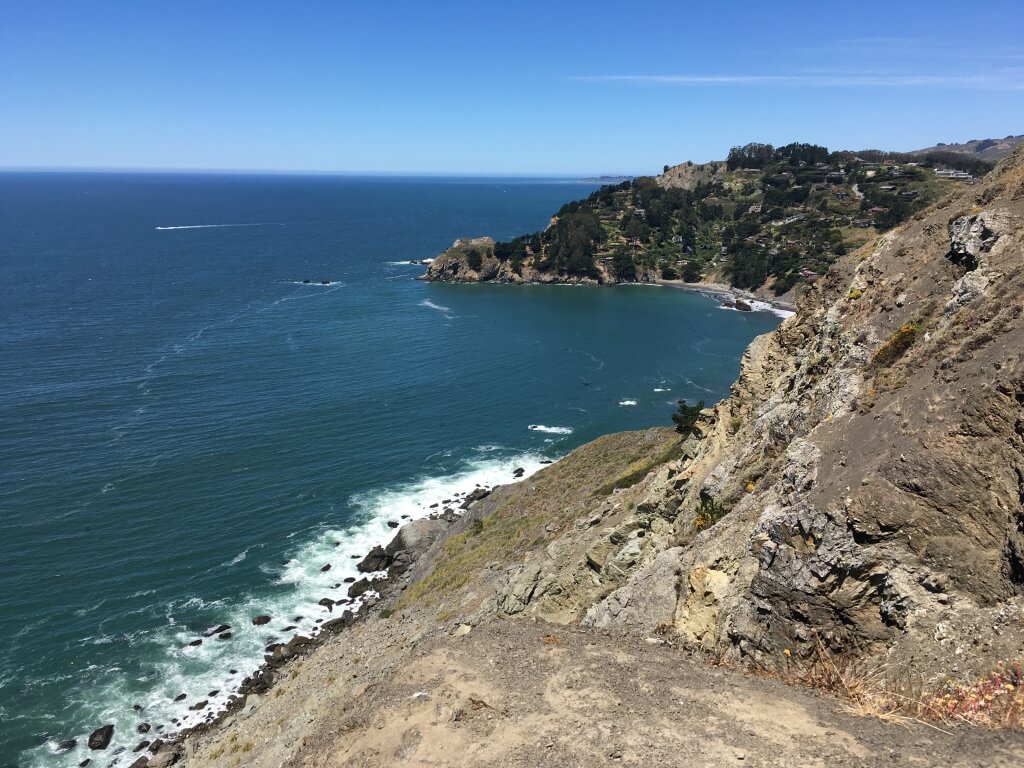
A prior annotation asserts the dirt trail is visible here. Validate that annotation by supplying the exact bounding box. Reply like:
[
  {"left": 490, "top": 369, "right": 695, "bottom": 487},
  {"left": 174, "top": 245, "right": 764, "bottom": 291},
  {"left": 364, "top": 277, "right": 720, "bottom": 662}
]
[{"left": 182, "top": 621, "right": 1024, "bottom": 768}]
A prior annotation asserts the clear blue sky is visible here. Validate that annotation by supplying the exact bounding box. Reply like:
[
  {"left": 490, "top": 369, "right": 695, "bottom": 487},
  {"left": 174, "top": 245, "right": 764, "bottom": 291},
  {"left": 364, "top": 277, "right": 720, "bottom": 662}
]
[{"left": 2, "top": 1, "right": 1022, "bottom": 174}]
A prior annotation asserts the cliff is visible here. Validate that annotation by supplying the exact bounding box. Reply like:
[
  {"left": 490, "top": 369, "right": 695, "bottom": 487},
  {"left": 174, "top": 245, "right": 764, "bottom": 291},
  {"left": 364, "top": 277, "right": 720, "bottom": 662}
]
[
  {"left": 153, "top": 147, "right": 1024, "bottom": 767},
  {"left": 578, "top": 143, "right": 1024, "bottom": 674}
]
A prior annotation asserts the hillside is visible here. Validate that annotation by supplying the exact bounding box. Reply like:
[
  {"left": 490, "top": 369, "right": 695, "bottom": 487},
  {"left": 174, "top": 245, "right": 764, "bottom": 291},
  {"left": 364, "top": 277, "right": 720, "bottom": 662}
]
[
  {"left": 423, "top": 141, "right": 987, "bottom": 297},
  {"left": 148, "top": 146, "right": 1024, "bottom": 768},
  {"left": 915, "top": 134, "right": 1024, "bottom": 163}
]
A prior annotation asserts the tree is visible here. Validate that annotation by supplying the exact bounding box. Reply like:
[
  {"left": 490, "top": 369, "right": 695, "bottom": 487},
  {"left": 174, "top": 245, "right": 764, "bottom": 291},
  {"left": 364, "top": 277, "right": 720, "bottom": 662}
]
[
  {"left": 672, "top": 399, "right": 704, "bottom": 436},
  {"left": 466, "top": 247, "right": 483, "bottom": 271},
  {"left": 611, "top": 247, "right": 636, "bottom": 281}
]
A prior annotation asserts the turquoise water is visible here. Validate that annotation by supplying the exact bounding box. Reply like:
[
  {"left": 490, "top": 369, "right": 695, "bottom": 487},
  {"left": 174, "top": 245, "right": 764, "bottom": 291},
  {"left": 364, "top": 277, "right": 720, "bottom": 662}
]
[{"left": 0, "top": 172, "right": 781, "bottom": 766}]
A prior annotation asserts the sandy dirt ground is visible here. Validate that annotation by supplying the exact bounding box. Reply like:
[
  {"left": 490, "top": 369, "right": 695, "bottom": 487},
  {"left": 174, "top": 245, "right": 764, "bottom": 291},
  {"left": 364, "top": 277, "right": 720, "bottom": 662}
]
[{"left": 181, "top": 620, "right": 1024, "bottom": 768}]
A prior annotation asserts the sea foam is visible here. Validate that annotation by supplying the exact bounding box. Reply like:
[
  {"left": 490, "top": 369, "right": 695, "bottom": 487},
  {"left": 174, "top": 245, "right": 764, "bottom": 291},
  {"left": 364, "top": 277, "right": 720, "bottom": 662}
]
[{"left": 29, "top": 448, "right": 549, "bottom": 768}]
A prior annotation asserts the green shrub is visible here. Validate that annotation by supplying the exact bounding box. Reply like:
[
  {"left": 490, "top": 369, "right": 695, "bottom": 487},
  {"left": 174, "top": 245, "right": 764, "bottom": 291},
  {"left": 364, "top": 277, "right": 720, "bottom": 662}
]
[
  {"left": 871, "top": 322, "right": 920, "bottom": 368},
  {"left": 672, "top": 399, "right": 704, "bottom": 436},
  {"left": 694, "top": 494, "right": 727, "bottom": 530}
]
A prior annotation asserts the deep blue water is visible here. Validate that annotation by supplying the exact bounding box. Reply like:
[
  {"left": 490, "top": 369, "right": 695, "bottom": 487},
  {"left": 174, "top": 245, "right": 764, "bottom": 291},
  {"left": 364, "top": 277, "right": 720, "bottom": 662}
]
[{"left": 0, "top": 172, "right": 781, "bottom": 766}]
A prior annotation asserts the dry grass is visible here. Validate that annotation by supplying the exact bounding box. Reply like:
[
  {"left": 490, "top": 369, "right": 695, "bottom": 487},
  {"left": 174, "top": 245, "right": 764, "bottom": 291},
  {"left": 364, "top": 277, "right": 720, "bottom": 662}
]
[
  {"left": 753, "top": 634, "right": 1024, "bottom": 730},
  {"left": 397, "top": 428, "right": 680, "bottom": 609}
]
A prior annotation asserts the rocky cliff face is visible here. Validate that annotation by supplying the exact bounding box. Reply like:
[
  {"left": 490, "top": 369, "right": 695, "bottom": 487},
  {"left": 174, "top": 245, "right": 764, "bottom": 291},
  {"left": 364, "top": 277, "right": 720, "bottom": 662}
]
[
  {"left": 411, "top": 147, "right": 1024, "bottom": 682},
  {"left": 570, "top": 145, "right": 1024, "bottom": 676}
]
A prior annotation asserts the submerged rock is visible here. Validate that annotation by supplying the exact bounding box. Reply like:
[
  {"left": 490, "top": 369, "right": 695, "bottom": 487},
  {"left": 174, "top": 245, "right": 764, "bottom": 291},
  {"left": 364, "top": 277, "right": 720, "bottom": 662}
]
[
  {"left": 201, "top": 624, "right": 230, "bottom": 637},
  {"left": 251, "top": 614, "right": 272, "bottom": 625}
]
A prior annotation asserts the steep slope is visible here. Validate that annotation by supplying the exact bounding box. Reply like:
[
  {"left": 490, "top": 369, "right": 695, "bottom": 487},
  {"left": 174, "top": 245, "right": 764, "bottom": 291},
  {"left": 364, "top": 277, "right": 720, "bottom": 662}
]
[{"left": 578, "top": 144, "right": 1024, "bottom": 677}]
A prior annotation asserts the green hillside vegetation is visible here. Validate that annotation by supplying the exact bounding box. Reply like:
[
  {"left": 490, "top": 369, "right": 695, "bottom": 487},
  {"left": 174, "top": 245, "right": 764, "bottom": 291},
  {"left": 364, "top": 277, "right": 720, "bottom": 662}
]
[{"left": 474, "top": 141, "right": 994, "bottom": 294}]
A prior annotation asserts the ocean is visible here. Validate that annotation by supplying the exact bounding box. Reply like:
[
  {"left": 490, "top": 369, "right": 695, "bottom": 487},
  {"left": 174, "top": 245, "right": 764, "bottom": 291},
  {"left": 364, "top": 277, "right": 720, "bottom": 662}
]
[{"left": 0, "top": 172, "right": 783, "bottom": 767}]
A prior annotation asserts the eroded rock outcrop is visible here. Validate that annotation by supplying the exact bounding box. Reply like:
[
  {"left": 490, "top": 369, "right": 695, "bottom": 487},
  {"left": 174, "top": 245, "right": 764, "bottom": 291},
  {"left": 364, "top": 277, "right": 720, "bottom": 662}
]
[{"left": 581, "top": 145, "right": 1024, "bottom": 678}]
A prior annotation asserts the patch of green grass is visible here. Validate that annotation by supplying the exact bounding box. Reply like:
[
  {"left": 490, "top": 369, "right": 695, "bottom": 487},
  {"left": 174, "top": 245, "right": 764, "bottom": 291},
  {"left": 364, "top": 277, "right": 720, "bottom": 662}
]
[
  {"left": 397, "top": 428, "right": 680, "bottom": 609},
  {"left": 595, "top": 439, "right": 683, "bottom": 496},
  {"left": 398, "top": 499, "right": 543, "bottom": 608}
]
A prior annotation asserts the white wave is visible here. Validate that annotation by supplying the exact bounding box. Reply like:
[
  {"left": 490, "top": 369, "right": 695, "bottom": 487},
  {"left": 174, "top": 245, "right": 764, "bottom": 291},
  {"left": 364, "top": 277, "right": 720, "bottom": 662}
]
[
  {"left": 618, "top": 399, "right": 638, "bottom": 406},
  {"left": 747, "top": 300, "right": 796, "bottom": 319},
  {"left": 155, "top": 223, "right": 280, "bottom": 231},
  {"left": 528, "top": 425, "right": 573, "bottom": 435},
  {"left": 223, "top": 547, "right": 252, "bottom": 567},
  {"left": 22, "top": 449, "right": 551, "bottom": 768},
  {"left": 387, "top": 258, "right": 434, "bottom": 265},
  {"left": 717, "top": 300, "right": 795, "bottom": 319},
  {"left": 419, "top": 299, "right": 453, "bottom": 318},
  {"left": 653, "top": 388, "right": 670, "bottom": 392},
  {"left": 289, "top": 280, "right": 343, "bottom": 286}
]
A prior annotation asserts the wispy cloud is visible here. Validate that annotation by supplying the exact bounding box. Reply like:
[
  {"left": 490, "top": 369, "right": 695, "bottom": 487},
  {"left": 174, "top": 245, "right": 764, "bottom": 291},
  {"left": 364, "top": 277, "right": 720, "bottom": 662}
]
[{"left": 572, "top": 72, "right": 1024, "bottom": 90}]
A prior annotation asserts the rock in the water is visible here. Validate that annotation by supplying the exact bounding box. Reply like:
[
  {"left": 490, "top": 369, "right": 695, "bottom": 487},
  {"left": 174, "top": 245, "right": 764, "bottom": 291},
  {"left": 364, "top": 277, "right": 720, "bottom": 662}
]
[
  {"left": 187, "top": 639, "right": 202, "bottom": 647},
  {"left": 318, "top": 597, "right": 335, "bottom": 610},
  {"left": 56, "top": 739, "right": 77, "bottom": 753},
  {"left": 137, "top": 723, "right": 150, "bottom": 734},
  {"left": 173, "top": 693, "right": 186, "bottom": 702},
  {"left": 734, "top": 298, "right": 752, "bottom": 311},
  {"left": 251, "top": 614, "right": 272, "bottom": 625},
  {"left": 88, "top": 724, "right": 114, "bottom": 750},
  {"left": 347, "top": 578, "right": 372, "bottom": 598},
  {"left": 217, "top": 631, "right": 232, "bottom": 640},
  {"left": 320, "top": 564, "right": 331, "bottom": 572},
  {"left": 134, "top": 740, "right": 151, "bottom": 752},
  {"left": 357, "top": 545, "right": 390, "bottom": 573},
  {"left": 201, "top": 623, "right": 230, "bottom": 637},
  {"left": 387, "top": 520, "right": 399, "bottom": 528},
  {"left": 189, "top": 700, "right": 207, "bottom": 711}
]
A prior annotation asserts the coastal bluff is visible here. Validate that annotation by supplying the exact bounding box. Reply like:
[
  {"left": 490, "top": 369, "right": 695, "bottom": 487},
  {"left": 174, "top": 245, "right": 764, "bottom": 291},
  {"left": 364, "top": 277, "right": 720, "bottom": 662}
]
[
  {"left": 419, "top": 236, "right": 625, "bottom": 285},
  {"left": 165, "top": 146, "right": 1024, "bottom": 766}
]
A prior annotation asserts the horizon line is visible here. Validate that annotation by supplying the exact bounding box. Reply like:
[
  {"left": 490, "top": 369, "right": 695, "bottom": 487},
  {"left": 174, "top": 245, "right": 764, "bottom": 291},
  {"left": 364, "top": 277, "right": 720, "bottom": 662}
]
[{"left": 0, "top": 165, "right": 641, "bottom": 179}]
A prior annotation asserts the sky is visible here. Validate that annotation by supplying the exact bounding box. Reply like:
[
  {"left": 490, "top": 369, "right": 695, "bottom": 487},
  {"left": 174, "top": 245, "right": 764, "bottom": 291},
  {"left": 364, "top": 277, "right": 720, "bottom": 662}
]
[{"left": 1, "top": 0, "right": 1023, "bottom": 175}]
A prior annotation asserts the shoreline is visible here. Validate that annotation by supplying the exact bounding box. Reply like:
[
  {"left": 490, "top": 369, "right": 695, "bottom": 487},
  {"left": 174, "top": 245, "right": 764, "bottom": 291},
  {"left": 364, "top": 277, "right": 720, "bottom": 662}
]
[
  {"left": 420, "top": 268, "right": 798, "bottom": 317},
  {"left": 654, "top": 279, "right": 797, "bottom": 316},
  {"left": 63, "top": 457, "right": 556, "bottom": 768}
]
